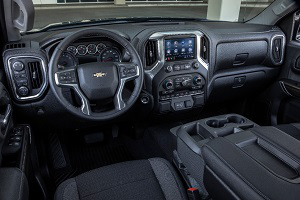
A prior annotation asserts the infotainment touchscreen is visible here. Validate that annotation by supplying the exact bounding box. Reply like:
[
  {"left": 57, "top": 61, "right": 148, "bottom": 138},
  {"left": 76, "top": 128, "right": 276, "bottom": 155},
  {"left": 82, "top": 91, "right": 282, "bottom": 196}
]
[{"left": 164, "top": 37, "right": 195, "bottom": 62}]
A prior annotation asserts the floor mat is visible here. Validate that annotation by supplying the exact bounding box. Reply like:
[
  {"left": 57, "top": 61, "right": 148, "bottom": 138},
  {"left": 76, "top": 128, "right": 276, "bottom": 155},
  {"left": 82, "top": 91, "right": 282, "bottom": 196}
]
[
  {"left": 47, "top": 130, "right": 168, "bottom": 187},
  {"left": 48, "top": 133, "right": 135, "bottom": 187}
]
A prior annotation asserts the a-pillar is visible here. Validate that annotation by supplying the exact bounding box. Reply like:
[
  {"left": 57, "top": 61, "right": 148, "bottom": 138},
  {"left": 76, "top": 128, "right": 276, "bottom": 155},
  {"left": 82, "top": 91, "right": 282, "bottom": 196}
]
[{"left": 207, "top": 0, "right": 242, "bottom": 22}]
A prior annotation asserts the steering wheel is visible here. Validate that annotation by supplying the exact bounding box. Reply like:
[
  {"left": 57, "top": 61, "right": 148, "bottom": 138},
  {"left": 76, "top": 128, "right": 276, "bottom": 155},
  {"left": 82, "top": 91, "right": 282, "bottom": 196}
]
[{"left": 48, "top": 29, "right": 144, "bottom": 120}]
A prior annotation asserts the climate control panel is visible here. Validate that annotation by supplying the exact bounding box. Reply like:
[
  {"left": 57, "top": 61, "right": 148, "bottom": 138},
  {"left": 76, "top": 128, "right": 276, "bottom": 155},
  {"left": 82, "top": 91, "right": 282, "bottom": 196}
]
[{"left": 158, "top": 73, "right": 205, "bottom": 113}]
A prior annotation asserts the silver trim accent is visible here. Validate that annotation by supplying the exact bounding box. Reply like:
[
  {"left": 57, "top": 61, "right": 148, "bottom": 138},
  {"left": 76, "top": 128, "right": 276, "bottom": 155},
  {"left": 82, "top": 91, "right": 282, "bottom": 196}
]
[
  {"left": 7, "top": 56, "right": 48, "bottom": 101},
  {"left": 270, "top": 34, "right": 286, "bottom": 65},
  {"left": 0, "top": 104, "right": 12, "bottom": 127},
  {"left": 114, "top": 63, "right": 140, "bottom": 110},
  {"left": 279, "top": 81, "right": 292, "bottom": 97},
  {"left": 54, "top": 68, "right": 91, "bottom": 115},
  {"left": 146, "top": 31, "right": 209, "bottom": 77}
]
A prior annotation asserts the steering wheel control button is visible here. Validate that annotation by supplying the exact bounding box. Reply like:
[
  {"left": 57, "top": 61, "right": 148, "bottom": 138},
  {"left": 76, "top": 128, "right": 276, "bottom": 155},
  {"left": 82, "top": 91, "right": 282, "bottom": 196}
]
[
  {"left": 12, "top": 61, "right": 24, "bottom": 71},
  {"left": 58, "top": 71, "right": 77, "bottom": 84},
  {"left": 120, "top": 65, "right": 137, "bottom": 78},
  {"left": 18, "top": 86, "right": 29, "bottom": 96}
]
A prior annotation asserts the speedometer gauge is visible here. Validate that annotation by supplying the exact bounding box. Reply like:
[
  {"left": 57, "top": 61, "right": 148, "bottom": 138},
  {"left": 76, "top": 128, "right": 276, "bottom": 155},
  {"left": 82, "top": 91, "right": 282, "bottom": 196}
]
[
  {"left": 77, "top": 45, "right": 87, "bottom": 55},
  {"left": 87, "top": 44, "right": 97, "bottom": 55},
  {"left": 101, "top": 48, "right": 121, "bottom": 62}
]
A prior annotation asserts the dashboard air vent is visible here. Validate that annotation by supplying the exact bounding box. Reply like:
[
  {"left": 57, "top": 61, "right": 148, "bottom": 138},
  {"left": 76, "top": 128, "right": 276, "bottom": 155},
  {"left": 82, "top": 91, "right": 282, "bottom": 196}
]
[
  {"left": 200, "top": 36, "right": 209, "bottom": 62},
  {"left": 5, "top": 43, "right": 26, "bottom": 50},
  {"left": 272, "top": 36, "right": 283, "bottom": 64},
  {"left": 28, "top": 61, "right": 43, "bottom": 89},
  {"left": 145, "top": 40, "right": 158, "bottom": 69}
]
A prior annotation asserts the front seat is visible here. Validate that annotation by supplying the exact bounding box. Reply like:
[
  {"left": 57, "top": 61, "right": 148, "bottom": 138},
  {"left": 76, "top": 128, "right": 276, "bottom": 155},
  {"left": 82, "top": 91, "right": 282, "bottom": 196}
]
[{"left": 55, "top": 158, "right": 188, "bottom": 200}]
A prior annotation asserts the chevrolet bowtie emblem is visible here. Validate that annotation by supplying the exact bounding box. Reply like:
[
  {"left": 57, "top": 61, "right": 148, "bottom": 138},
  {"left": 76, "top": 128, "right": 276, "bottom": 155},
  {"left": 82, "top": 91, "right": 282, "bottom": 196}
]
[{"left": 93, "top": 72, "right": 107, "bottom": 78}]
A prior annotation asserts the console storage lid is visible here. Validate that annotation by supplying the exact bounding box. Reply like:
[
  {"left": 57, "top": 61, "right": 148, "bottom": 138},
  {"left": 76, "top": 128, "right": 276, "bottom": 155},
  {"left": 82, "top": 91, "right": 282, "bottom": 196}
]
[
  {"left": 202, "top": 127, "right": 300, "bottom": 200},
  {"left": 0, "top": 168, "right": 29, "bottom": 200}
]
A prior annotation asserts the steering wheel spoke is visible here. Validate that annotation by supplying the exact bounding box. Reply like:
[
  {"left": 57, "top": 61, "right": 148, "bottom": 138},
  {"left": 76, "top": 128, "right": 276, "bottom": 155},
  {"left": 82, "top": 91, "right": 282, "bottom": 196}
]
[
  {"left": 114, "top": 63, "right": 140, "bottom": 110},
  {"left": 55, "top": 67, "right": 91, "bottom": 116}
]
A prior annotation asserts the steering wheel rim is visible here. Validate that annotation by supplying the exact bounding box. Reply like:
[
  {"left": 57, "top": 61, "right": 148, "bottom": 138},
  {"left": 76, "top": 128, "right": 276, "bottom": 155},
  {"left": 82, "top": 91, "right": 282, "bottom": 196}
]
[{"left": 48, "top": 28, "right": 144, "bottom": 121}]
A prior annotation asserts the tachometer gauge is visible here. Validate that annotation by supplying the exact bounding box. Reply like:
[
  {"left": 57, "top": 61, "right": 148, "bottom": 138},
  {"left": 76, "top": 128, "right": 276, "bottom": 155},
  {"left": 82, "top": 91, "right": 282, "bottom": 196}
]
[
  {"left": 67, "top": 46, "right": 77, "bottom": 55},
  {"left": 77, "top": 45, "right": 87, "bottom": 55},
  {"left": 87, "top": 44, "right": 97, "bottom": 55},
  {"left": 101, "top": 48, "right": 121, "bottom": 62},
  {"left": 58, "top": 51, "right": 77, "bottom": 69},
  {"left": 97, "top": 43, "right": 106, "bottom": 53}
]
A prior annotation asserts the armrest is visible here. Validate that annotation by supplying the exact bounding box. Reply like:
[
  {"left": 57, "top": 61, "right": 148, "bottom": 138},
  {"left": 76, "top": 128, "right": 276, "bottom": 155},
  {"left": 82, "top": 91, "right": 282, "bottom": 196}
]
[
  {"left": 202, "top": 130, "right": 300, "bottom": 200},
  {"left": 0, "top": 168, "right": 28, "bottom": 200}
]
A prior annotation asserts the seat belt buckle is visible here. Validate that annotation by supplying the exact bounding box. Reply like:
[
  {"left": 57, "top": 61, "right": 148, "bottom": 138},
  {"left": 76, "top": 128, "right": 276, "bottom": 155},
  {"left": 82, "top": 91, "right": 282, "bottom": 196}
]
[{"left": 187, "top": 188, "right": 201, "bottom": 200}]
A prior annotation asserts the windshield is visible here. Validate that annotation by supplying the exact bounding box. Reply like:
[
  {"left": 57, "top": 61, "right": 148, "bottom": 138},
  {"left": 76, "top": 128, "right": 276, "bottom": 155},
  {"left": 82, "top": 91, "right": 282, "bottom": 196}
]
[{"left": 32, "top": 0, "right": 274, "bottom": 31}]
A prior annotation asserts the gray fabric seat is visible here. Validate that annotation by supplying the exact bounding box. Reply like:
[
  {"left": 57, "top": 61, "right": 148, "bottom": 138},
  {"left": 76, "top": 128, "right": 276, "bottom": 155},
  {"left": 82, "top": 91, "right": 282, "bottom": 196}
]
[{"left": 55, "top": 158, "right": 187, "bottom": 200}]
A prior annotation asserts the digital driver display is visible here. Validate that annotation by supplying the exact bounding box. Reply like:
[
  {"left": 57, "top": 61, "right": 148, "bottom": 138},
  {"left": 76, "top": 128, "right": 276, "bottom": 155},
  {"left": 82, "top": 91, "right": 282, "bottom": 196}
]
[{"left": 165, "top": 37, "right": 195, "bottom": 62}]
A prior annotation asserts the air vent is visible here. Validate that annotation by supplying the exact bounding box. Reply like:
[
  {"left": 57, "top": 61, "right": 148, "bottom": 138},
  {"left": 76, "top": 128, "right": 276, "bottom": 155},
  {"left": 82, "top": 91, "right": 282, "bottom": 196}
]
[
  {"left": 145, "top": 40, "right": 158, "bottom": 69},
  {"left": 200, "top": 36, "right": 209, "bottom": 62},
  {"left": 5, "top": 43, "right": 26, "bottom": 50},
  {"left": 272, "top": 36, "right": 283, "bottom": 64},
  {"left": 28, "top": 61, "right": 43, "bottom": 89}
]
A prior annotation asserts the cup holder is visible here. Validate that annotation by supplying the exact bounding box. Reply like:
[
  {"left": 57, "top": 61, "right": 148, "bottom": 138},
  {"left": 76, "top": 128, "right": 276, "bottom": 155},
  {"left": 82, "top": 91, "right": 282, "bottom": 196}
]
[
  {"left": 206, "top": 115, "right": 245, "bottom": 128},
  {"left": 206, "top": 119, "right": 227, "bottom": 128}
]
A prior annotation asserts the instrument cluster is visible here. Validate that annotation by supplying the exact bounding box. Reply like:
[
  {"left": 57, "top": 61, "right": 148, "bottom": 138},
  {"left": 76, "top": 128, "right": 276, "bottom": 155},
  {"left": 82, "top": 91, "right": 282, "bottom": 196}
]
[{"left": 58, "top": 40, "right": 128, "bottom": 69}]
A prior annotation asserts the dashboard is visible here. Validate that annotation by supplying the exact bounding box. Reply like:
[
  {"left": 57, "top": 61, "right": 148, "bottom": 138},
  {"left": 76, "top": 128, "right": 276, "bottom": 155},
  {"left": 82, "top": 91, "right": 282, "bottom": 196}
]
[{"left": 1, "top": 21, "right": 286, "bottom": 124}]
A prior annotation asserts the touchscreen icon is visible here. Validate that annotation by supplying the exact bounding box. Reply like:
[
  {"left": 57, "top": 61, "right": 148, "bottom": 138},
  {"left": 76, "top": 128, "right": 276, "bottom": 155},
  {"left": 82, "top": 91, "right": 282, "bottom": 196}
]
[
  {"left": 174, "top": 41, "right": 178, "bottom": 46},
  {"left": 166, "top": 41, "right": 171, "bottom": 47},
  {"left": 188, "top": 48, "right": 193, "bottom": 52},
  {"left": 182, "top": 48, "right": 186, "bottom": 53},
  {"left": 174, "top": 49, "right": 178, "bottom": 53},
  {"left": 166, "top": 49, "right": 171, "bottom": 54}
]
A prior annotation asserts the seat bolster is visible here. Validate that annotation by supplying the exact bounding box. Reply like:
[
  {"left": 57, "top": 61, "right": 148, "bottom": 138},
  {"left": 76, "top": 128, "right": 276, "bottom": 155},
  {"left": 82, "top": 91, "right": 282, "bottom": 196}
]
[
  {"left": 55, "top": 178, "right": 80, "bottom": 200},
  {"left": 149, "top": 158, "right": 188, "bottom": 200}
]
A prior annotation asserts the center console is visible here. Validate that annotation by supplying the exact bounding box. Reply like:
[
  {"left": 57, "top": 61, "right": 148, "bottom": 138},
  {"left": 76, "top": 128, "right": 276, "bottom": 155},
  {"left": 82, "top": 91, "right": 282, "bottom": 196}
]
[
  {"left": 145, "top": 31, "right": 209, "bottom": 113},
  {"left": 171, "top": 114, "right": 258, "bottom": 198}
]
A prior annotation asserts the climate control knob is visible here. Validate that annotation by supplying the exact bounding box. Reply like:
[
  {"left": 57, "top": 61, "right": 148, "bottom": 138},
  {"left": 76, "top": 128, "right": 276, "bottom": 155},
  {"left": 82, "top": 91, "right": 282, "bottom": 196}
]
[
  {"left": 193, "top": 76, "right": 202, "bottom": 86},
  {"left": 163, "top": 79, "right": 174, "bottom": 90}
]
